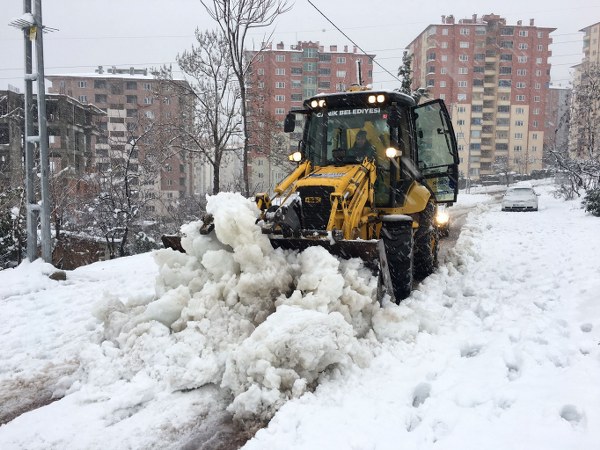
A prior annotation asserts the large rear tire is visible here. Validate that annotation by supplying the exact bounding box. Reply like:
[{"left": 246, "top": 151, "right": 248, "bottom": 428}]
[
  {"left": 381, "top": 219, "right": 413, "bottom": 303},
  {"left": 413, "top": 202, "right": 439, "bottom": 280}
]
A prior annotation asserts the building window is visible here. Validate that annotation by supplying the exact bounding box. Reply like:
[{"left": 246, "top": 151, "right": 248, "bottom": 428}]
[
  {"left": 304, "top": 48, "right": 318, "bottom": 58},
  {"left": 457, "top": 94, "right": 466, "bottom": 101},
  {"left": 536, "top": 57, "right": 543, "bottom": 64},
  {"left": 538, "top": 44, "right": 543, "bottom": 51},
  {"left": 500, "top": 54, "right": 513, "bottom": 61},
  {"left": 275, "top": 81, "right": 285, "bottom": 88},
  {"left": 126, "top": 81, "right": 137, "bottom": 90},
  {"left": 336, "top": 56, "right": 346, "bottom": 64},
  {"left": 275, "top": 108, "right": 285, "bottom": 115},
  {"left": 276, "top": 54, "right": 285, "bottom": 62},
  {"left": 501, "top": 27, "right": 514, "bottom": 36},
  {"left": 336, "top": 70, "right": 346, "bottom": 78},
  {"left": 427, "top": 52, "right": 436, "bottom": 61},
  {"left": 275, "top": 68, "right": 285, "bottom": 75},
  {"left": 458, "top": 81, "right": 467, "bottom": 88},
  {"left": 519, "top": 30, "right": 528, "bottom": 37},
  {"left": 518, "top": 43, "right": 528, "bottom": 50},
  {"left": 258, "top": 81, "right": 265, "bottom": 89},
  {"left": 500, "top": 41, "right": 514, "bottom": 49},
  {"left": 291, "top": 67, "right": 302, "bottom": 75},
  {"left": 143, "top": 82, "right": 152, "bottom": 91},
  {"left": 518, "top": 56, "right": 528, "bottom": 63},
  {"left": 318, "top": 67, "right": 331, "bottom": 76},
  {"left": 440, "top": 80, "right": 446, "bottom": 88},
  {"left": 126, "top": 95, "right": 137, "bottom": 104},
  {"left": 516, "top": 82, "right": 526, "bottom": 88},
  {"left": 257, "top": 68, "right": 265, "bottom": 75},
  {"left": 514, "top": 145, "right": 523, "bottom": 152},
  {"left": 78, "top": 95, "right": 87, "bottom": 103},
  {"left": 427, "top": 79, "right": 435, "bottom": 87},
  {"left": 498, "top": 80, "right": 511, "bottom": 87},
  {"left": 532, "top": 133, "right": 538, "bottom": 140},
  {"left": 516, "top": 107, "right": 525, "bottom": 114},
  {"left": 144, "top": 97, "right": 153, "bottom": 104},
  {"left": 459, "top": 41, "right": 469, "bottom": 48},
  {"left": 499, "top": 67, "right": 512, "bottom": 74},
  {"left": 303, "top": 62, "right": 316, "bottom": 72},
  {"left": 94, "top": 94, "right": 107, "bottom": 103},
  {"left": 460, "top": 28, "right": 470, "bottom": 35},
  {"left": 291, "top": 93, "right": 303, "bottom": 101},
  {"left": 534, "top": 96, "right": 541, "bottom": 102},
  {"left": 257, "top": 55, "right": 264, "bottom": 62},
  {"left": 275, "top": 95, "right": 285, "bottom": 102},
  {"left": 458, "top": 67, "right": 468, "bottom": 74},
  {"left": 78, "top": 80, "right": 87, "bottom": 88},
  {"left": 145, "top": 110, "right": 155, "bottom": 119},
  {"left": 441, "top": 42, "right": 448, "bottom": 48},
  {"left": 516, "top": 95, "right": 525, "bottom": 101},
  {"left": 442, "top": 28, "right": 448, "bottom": 35},
  {"left": 94, "top": 80, "right": 106, "bottom": 89},
  {"left": 291, "top": 80, "right": 302, "bottom": 89},
  {"left": 440, "top": 67, "right": 448, "bottom": 74},
  {"left": 515, "top": 120, "right": 524, "bottom": 126},
  {"left": 459, "top": 54, "right": 468, "bottom": 62}
]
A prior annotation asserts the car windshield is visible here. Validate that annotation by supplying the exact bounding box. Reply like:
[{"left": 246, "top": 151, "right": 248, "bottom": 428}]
[{"left": 506, "top": 188, "right": 535, "bottom": 197}]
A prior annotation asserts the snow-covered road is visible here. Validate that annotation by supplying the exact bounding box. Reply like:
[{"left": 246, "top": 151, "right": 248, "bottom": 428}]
[{"left": 1, "top": 182, "right": 598, "bottom": 450}]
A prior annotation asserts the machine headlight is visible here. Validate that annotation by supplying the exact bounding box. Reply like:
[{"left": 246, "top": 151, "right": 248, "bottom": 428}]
[
  {"left": 435, "top": 209, "right": 450, "bottom": 225},
  {"left": 385, "top": 147, "right": 402, "bottom": 158},
  {"left": 288, "top": 151, "right": 303, "bottom": 162}
]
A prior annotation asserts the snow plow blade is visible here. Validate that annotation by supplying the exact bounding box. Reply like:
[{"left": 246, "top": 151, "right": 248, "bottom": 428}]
[
  {"left": 269, "top": 237, "right": 381, "bottom": 272},
  {"left": 161, "top": 235, "right": 185, "bottom": 253}
]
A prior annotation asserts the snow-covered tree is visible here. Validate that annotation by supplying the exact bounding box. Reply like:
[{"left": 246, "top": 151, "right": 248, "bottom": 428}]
[
  {"left": 551, "top": 63, "right": 600, "bottom": 201},
  {"left": 397, "top": 50, "right": 413, "bottom": 95}
]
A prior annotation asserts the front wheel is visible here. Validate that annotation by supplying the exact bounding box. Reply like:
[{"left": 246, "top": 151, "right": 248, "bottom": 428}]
[
  {"left": 381, "top": 218, "right": 413, "bottom": 303},
  {"left": 413, "top": 202, "right": 439, "bottom": 280}
]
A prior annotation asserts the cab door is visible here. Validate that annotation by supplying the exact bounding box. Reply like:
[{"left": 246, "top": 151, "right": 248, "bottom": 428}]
[{"left": 413, "top": 100, "right": 459, "bottom": 203}]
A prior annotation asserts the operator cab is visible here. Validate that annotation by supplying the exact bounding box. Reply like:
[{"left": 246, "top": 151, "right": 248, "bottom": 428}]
[{"left": 285, "top": 90, "right": 459, "bottom": 207}]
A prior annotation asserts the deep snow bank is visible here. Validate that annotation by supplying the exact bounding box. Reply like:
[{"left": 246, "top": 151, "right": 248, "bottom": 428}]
[{"left": 89, "top": 192, "right": 381, "bottom": 425}]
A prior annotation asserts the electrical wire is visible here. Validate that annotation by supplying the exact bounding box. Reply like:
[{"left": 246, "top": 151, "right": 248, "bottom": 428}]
[{"left": 306, "top": 0, "right": 401, "bottom": 84}]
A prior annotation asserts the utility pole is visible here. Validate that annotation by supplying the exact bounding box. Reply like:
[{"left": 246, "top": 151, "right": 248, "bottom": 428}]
[{"left": 9, "top": 0, "right": 54, "bottom": 263}]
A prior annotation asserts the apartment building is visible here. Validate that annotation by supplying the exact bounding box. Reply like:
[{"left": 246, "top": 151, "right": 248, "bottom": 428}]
[
  {"left": 245, "top": 41, "right": 375, "bottom": 192},
  {"left": 0, "top": 89, "right": 103, "bottom": 190},
  {"left": 407, "top": 14, "right": 555, "bottom": 179},
  {"left": 46, "top": 67, "right": 194, "bottom": 215}
]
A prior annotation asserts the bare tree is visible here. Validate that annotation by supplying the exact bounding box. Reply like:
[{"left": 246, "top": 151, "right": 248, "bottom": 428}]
[
  {"left": 200, "top": 0, "right": 292, "bottom": 196},
  {"left": 172, "top": 28, "right": 242, "bottom": 195}
]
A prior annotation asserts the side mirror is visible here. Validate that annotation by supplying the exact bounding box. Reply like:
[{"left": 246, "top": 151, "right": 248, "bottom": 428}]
[{"left": 284, "top": 113, "right": 296, "bottom": 132}]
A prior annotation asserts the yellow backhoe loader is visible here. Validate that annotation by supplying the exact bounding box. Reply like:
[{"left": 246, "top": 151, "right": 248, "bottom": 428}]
[{"left": 165, "top": 88, "right": 459, "bottom": 303}]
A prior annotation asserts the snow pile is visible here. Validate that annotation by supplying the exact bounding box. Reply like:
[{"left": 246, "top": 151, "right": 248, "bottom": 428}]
[{"left": 82, "top": 192, "right": 379, "bottom": 425}]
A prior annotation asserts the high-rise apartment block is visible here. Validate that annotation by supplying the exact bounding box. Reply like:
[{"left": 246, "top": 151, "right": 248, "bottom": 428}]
[
  {"left": 407, "top": 14, "right": 555, "bottom": 179},
  {"left": 47, "top": 67, "right": 194, "bottom": 215},
  {"left": 245, "top": 41, "right": 375, "bottom": 192}
]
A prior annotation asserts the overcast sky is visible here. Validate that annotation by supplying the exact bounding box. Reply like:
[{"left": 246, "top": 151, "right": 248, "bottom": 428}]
[{"left": 1, "top": 0, "right": 598, "bottom": 92}]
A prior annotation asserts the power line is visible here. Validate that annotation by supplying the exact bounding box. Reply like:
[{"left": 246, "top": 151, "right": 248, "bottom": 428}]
[{"left": 306, "top": 0, "right": 401, "bottom": 84}]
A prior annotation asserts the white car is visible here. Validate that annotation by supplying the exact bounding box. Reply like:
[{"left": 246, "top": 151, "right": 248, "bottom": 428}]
[{"left": 501, "top": 185, "right": 539, "bottom": 211}]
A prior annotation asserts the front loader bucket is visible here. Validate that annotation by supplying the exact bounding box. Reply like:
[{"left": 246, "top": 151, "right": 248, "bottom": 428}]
[
  {"left": 269, "top": 237, "right": 399, "bottom": 304},
  {"left": 269, "top": 237, "right": 381, "bottom": 272}
]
